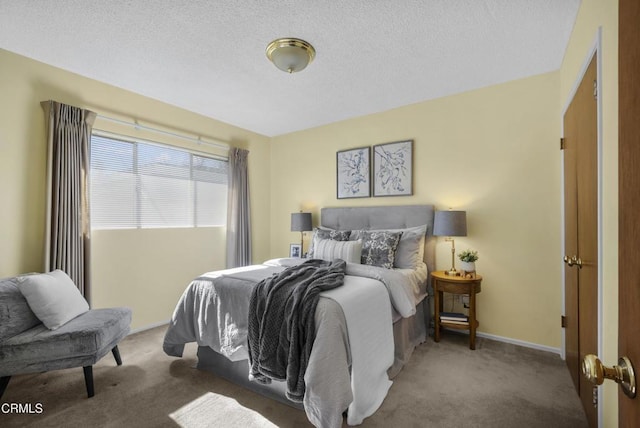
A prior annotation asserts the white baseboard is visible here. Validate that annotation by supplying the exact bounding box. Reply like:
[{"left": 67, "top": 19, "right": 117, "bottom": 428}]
[
  {"left": 128, "top": 319, "right": 170, "bottom": 335},
  {"left": 442, "top": 327, "right": 561, "bottom": 356},
  {"left": 476, "top": 331, "right": 561, "bottom": 356}
]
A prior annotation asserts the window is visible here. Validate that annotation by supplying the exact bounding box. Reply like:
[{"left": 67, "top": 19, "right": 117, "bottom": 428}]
[{"left": 90, "top": 134, "right": 228, "bottom": 229}]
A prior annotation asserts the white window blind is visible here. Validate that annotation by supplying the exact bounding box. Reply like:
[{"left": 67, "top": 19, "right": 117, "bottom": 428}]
[{"left": 90, "top": 134, "right": 228, "bottom": 229}]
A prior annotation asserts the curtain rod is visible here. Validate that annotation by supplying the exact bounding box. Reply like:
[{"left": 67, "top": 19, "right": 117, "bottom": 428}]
[
  {"left": 92, "top": 129, "right": 229, "bottom": 161},
  {"left": 95, "top": 114, "right": 230, "bottom": 151}
]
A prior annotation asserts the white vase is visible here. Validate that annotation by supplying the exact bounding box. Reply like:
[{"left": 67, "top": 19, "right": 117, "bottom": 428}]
[{"left": 459, "top": 261, "right": 476, "bottom": 274}]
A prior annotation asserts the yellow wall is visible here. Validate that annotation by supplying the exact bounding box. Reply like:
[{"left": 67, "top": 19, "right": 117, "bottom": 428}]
[
  {"left": 0, "top": 48, "right": 271, "bottom": 329},
  {"left": 271, "top": 72, "right": 562, "bottom": 349},
  {"left": 91, "top": 228, "right": 226, "bottom": 329},
  {"left": 560, "top": 0, "right": 618, "bottom": 425}
]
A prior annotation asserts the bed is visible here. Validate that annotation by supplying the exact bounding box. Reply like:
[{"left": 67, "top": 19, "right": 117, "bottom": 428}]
[{"left": 163, "top": 205, "right": 435, "bottom": 427}]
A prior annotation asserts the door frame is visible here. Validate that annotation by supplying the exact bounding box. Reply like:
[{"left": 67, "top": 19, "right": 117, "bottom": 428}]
[{"left": 560, "top": 27, "right": 604, "bottom": 426}]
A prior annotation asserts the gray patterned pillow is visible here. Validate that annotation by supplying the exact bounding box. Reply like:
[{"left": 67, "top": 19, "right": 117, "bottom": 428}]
[
  {"left": 307, "top": 228, "right": 351, "bottom": 258},
  {"left": 351, "top": 225, "right": 426, "bottom": 269},
  {"left": 360, "top": 230, "right": 403, "bottom": 269}
]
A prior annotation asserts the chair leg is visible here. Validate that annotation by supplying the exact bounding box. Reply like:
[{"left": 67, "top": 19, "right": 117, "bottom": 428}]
[
  {"left": 83, "top": 366, "right": 94, "bottom": 398},
  {"left": 112, "top": 346, "right": 123, "bottom": 366},
  {"left": 0, "top": 376, "right": 11, "bottom": 401}
]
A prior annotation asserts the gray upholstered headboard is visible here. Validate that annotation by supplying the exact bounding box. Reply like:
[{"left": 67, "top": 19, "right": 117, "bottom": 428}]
[{"left": 320, "top": 205, "right": 436, "bottom": 276}]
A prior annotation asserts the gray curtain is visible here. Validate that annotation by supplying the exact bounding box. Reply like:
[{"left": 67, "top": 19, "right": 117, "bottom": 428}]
[
  {"left": 41, "top": 100, "right": 96, "bottom": 301},
  {"left": 226, "top": 148, "right": 252, "bottom": 268}
]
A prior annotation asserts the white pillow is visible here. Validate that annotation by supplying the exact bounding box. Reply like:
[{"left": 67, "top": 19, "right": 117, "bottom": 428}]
[
  {"left": 394, "top": 225, "right": 427, "bottom": 269},
  {"left": 313, "top": 239, "right": 362, "bottom": 264},
  {"left": 307, "top": 228, "right": 352, "bottom": 258},
  {"left": 18, "top": 270, "right": 89, "bottom": 330}
]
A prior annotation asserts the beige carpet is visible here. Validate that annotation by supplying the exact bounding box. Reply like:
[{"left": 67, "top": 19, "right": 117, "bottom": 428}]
[{"left": 1, "top": 326, "right": 587, "bottom": 427}]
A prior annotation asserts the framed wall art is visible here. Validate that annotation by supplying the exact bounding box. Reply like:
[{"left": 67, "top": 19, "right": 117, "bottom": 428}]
[
  {"left": 336, "top": 146, "right": 371, "bottom": 199},
  {"left": 289, "top": 243, "right": 302, "bottom": 258},
  {"left": 373, "top": 140, "right": 413, "bottom": 197}
]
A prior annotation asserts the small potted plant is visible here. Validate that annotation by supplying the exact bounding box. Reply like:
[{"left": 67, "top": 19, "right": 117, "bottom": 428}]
[{"left": 458, "top": 249, "right": 478, "bottom": 277}]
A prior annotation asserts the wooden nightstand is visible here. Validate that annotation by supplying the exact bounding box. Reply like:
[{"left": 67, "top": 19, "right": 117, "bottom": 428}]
[{"left": 432, "top": 270, "right": 483, "bottom": 350}]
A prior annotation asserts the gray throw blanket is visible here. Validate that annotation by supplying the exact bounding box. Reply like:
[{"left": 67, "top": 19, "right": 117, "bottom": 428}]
[{"left": 248, "top": 258, "right": 346, "bottom": 402}]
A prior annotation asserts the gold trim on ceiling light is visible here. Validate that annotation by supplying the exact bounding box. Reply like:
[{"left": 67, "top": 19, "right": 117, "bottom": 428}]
[{"left": 266, "top": 38, "right": 316, "bottom": 74}]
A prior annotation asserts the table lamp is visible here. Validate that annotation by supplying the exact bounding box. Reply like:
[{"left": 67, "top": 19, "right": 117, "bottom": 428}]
[
  {"left": 291, "top": 212, "right": 312, "bottom": 252},
  {"left": 433, "top": 210, "right": 467, "bottom": 276}
]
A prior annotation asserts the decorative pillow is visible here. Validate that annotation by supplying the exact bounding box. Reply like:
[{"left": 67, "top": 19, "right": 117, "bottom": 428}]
[
  {"left": 392, "top": 225, "right": 427, "bottom": 269},
  {"left": 360, "top": 230, "right": 403, "bottom": 269},
  {"left": 18, "top": 270, "right": 89, "bottom": 330},
  {"left": 307, "top": 228, "right": 351, "bottom": 258},
  {"left": 313, "top": 239, "right": 362, "bottom": 264},
  {"left": 351, "top": 225, "right": 427, "bottom": 269}
]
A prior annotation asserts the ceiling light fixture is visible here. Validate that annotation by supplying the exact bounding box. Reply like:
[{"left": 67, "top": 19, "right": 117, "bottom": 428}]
[{"left": 266, "top": 38, "right": 316, "bottom": 74}]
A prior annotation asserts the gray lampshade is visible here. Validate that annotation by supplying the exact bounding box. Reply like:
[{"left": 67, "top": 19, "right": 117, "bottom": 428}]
[
  {"left": 291, "top": 212, "right": 312, "bottom": 232},
  {"left": 433, "top": 210, "right": 467, "bottom": 237}
]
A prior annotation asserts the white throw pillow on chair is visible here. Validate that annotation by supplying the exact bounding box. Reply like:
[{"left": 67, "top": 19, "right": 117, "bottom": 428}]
[{"left": 18, "top": 270, "right": 89, "bottom": 330}]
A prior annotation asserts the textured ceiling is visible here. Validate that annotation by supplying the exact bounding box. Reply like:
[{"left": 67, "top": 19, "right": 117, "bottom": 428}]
[{"left": 0, "top": 1, "right": 580, "bottom": 137}]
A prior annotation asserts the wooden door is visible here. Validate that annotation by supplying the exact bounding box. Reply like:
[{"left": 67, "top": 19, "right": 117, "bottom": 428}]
[
  {"left": 576, "top": 56, "right": 599, "bottom": 427},
  {"left": 618, "top": 0, "right": 640, "bottom": 424},
  {"left": 563, "top": 56, "right": 598, "bottom": 427},
  {"left": 563, "top": 74, "right": 580, "bottom": 393}
]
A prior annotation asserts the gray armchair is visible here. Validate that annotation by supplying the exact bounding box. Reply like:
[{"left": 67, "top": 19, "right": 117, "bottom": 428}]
[{"left": 0, "top": 275, "right": 132, "bottom": 399}]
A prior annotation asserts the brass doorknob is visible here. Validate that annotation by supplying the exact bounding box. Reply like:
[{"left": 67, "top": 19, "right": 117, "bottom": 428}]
[
  {"left": 582, "top": 354, "right": 637, "bottom": 398},
  {"left": 563, "top": 255, "right": 583, "bottom": 269}
]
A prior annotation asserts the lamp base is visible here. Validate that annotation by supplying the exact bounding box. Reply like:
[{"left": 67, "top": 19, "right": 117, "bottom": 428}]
[{"left": 445, "top": 269, "right": 460, "bottom": 276}]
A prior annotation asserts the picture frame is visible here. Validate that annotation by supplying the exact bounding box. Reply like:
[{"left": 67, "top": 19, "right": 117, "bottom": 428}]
[
  {"left": 373, "top": 140, "right": 413, "bottom": 197},
  {"left": 289, "top": 243, "right": 302, "bottom": 258},
  {"left": 336, "top": 146, "right": 371, "bottom": 199}
]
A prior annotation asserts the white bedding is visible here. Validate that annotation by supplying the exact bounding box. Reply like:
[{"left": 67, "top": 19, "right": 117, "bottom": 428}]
[
  {"left": 342, "top": 260, "right": 428, "bottom": 319},
  {"left": 320, "top": 275, "right": 393, "bottom": 425},
  {"left": 163, "top": 258, "right": 425, "bottom": 427}
]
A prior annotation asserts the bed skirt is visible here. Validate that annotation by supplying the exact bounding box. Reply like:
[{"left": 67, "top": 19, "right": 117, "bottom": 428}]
[{"left": 196, "top": 345, "right": 304, "bottom": 409}]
